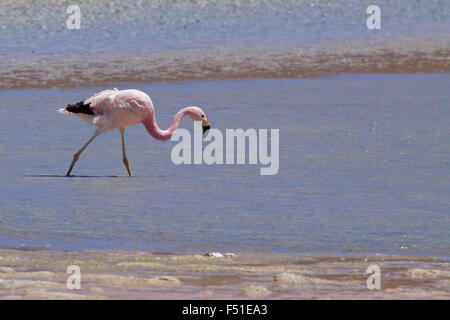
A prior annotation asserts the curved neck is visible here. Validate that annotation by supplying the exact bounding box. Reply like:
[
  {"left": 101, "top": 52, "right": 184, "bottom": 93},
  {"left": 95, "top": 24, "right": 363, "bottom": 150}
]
[{"left": 142, "top": 107, "right": 192, "bottom": 141}]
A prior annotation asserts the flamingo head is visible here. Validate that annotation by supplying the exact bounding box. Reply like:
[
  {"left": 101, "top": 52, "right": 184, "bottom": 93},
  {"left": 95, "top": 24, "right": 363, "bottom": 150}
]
[
  {"left": 201, "top": 114, "right": 211, "bottom": 138},
  {"left": 186, "top": 106, "right": 210, "bottom": 138}
]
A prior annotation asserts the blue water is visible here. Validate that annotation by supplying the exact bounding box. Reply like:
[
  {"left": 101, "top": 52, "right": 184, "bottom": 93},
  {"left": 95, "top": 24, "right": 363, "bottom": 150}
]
[
  {"left": 1, "top": 0, "right": 448, "bottom": 55},
  {"left": 0, "top": 74, "right": 448, "bottom": 258}
]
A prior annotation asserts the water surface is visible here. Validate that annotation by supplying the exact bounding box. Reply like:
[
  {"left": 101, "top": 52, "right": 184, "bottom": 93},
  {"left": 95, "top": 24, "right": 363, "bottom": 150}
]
[{"left": 0, "top": 74, "right": 448, "bottom": 259}]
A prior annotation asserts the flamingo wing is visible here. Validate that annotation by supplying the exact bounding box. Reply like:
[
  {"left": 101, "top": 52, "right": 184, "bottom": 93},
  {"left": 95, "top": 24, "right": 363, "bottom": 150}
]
[
  {"left": 95, "top": 89, "right": 152, "bottom": 128},
  {"left": 59, "top": 88, "right": 151, "bottom": 130}
]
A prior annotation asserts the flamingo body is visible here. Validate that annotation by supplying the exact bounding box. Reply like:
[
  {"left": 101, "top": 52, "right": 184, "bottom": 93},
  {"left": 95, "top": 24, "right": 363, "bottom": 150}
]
[
  {"left": 60, "top": 89, "right": 152, "bottom": 130},
  {"left": 59, "top": 88, "right": 210, "bottom": 176}
]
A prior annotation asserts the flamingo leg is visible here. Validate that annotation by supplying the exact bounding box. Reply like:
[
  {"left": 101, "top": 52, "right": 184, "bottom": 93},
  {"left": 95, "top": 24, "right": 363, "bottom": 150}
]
[
  {"left": 65, "top": 130, "right": 101, "bottom": 176},
  {"left": 120, "top": 128, "right": 133, "bottom": 177}
]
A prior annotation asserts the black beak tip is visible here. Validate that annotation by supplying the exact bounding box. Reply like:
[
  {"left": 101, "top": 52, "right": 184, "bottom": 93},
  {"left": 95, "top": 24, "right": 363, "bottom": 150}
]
[{"left": 202, "top": 125, "right": 211, "bottom": 137}]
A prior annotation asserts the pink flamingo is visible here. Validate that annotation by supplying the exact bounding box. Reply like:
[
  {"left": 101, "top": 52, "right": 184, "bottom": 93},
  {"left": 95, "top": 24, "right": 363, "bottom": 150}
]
[{"left": 58, "top": 88, "right": 211, "bottom": 176}]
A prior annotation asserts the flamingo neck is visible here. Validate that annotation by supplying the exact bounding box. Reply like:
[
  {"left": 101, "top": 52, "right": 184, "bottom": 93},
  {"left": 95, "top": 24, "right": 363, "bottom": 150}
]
[{"left": 142, "top": 107, "right": 192, "bottom": 141}]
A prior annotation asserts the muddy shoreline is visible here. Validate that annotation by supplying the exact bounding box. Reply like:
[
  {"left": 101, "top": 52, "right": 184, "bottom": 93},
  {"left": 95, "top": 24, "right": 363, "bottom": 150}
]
[
  {"left": 0, "top": 248, "right": 448, "bottom": 299},
  {"left": 1, "top": 47, "right": 449, "bottom": 90}
]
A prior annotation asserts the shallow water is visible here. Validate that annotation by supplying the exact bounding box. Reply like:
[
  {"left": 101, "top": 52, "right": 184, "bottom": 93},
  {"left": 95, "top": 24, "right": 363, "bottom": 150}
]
[
  {"left": 0, "top": 74, "right": 449, "bottom": 259},
  {"left": 5, "top": 0, "right": 449, "bottom": 53}
]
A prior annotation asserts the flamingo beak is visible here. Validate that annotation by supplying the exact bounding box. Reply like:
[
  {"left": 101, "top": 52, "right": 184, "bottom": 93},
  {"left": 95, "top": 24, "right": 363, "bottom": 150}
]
[{"left": 202, "top": 119, "right": 211, "bottom": 138}]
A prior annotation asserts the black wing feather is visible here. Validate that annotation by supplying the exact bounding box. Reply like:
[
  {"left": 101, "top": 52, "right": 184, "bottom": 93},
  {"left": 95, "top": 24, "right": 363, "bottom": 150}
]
[{"left": 65, "top": 101, "right": 95, "bottom": 115}]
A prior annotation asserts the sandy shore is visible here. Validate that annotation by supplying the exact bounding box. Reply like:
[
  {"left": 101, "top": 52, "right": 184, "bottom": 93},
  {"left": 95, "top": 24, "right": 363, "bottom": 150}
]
[
  {"left": 0, "top": 248, "right": 448, "bottom": 299},
  {"left": 2, "top": 45, "right": 449, "bottom": 90}
]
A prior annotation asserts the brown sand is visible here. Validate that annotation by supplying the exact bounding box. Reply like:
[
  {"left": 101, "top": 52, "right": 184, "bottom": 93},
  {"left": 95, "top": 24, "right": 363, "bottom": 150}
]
[
  {"left": 2, "top": 47, "right": 449, "bottom": 90},
  {"left": 0, "top": 248, "right": 448, "bottom": 299}
]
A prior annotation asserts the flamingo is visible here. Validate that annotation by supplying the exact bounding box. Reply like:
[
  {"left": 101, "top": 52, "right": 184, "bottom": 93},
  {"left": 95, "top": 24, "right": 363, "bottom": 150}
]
[{"left": 58, "top": 88, "right": 211, "bottom": 177}]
